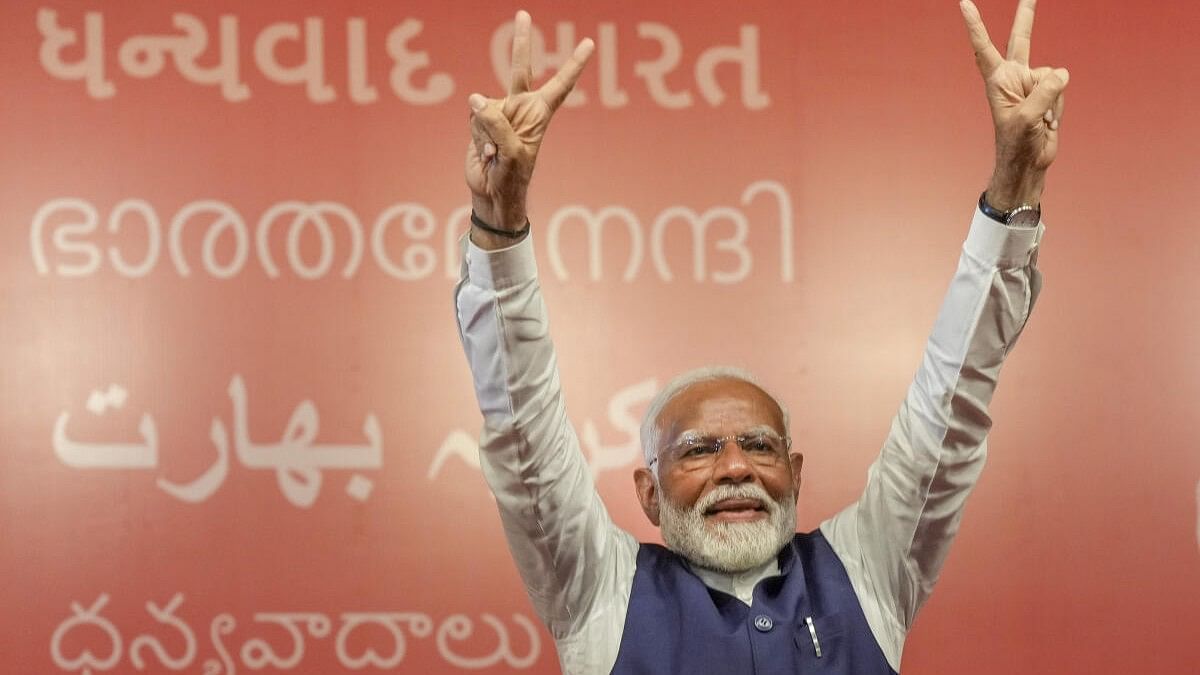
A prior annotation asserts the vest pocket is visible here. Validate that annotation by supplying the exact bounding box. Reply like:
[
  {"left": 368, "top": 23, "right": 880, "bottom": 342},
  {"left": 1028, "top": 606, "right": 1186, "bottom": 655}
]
[{"left": 792, "top": 612, "right": 846, "bottom": 663}]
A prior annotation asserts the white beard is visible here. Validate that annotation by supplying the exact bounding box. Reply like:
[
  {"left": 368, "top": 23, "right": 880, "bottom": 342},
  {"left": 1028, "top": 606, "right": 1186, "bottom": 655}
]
[{"left": 658, "top": 482, "right": 797, "bottom": 574}]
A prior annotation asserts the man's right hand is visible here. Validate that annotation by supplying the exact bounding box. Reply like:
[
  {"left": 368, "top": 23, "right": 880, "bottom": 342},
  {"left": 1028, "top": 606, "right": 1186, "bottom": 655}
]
[{"left": 465, "top": 10, "right": 594, "bottom": 250}]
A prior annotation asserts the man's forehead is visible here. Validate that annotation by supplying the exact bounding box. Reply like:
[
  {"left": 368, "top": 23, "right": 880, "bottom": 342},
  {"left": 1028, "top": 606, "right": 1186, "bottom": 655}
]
[{"left": 658, "top": 378, "right": 785, "bottom": 433}]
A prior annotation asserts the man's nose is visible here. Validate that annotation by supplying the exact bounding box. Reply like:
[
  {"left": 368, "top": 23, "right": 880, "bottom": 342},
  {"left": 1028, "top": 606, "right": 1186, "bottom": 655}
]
[{"left": 712, "top": 440, "right": 754, "bottom": 484}]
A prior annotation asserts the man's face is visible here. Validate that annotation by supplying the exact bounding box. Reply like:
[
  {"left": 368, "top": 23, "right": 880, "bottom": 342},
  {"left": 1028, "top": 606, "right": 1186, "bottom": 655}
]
[{"left": 633, "top": 378, "right": 803, "bottom": 573}]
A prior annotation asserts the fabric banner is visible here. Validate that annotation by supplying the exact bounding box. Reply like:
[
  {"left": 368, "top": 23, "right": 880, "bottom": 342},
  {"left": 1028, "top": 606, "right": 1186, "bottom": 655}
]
[{"left": 2, "top": 1, "right": 1197, "bottom": 672}]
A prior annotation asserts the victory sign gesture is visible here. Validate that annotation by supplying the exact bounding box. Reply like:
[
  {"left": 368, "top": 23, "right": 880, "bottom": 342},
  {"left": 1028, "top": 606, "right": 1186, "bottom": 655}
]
[
  {"left": 465, "top": 10, "right": 595, "bottom": 249},
  {"left": 960, "top": 0, "right": 1070, "bottom": 211}
]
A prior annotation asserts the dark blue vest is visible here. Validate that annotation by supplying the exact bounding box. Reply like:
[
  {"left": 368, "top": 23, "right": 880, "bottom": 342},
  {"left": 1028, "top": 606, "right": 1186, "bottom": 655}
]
[{"left": 610, "top": 531, "right": 898, "bottom": 674}]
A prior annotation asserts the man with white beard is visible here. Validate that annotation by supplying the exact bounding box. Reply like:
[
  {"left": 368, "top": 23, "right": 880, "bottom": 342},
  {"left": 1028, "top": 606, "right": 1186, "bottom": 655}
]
[
  {"left": 455, "top": 2, "right": 1066, "bottom": 672},
  {"left": 640, "top": 369, "right": 800, "bottom": 578}
]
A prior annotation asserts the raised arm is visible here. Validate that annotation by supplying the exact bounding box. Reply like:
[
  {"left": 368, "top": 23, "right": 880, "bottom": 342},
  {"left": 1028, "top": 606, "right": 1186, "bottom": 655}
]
[
  {"left": 820, "top": 1, "right": 1068, "bottom": 669},
  {"left": 454, "top": 12, "right": 638, "bottom": 651}
]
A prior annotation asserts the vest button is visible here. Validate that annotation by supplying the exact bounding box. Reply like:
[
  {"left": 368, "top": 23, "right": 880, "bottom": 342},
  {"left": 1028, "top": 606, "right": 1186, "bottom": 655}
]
[{"left": 753, "top": 615, "right": 774, "bottom": 632}]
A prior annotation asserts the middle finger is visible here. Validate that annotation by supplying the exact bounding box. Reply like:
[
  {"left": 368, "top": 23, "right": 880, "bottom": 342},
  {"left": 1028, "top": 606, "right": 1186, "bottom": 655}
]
[
  {"left": 1006, "top": 0, "right": 1037, "bottom": 65},
  {"left": 509, "top": 10, "right": 533, "bottom": 95}
]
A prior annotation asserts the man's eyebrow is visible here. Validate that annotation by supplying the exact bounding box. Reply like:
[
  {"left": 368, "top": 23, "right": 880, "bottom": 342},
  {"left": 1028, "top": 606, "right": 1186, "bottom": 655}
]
[
  {"left": 668, "top": 429, "right": 704, "bottom": 445},
  {"left": 669, "top": 424, "right": 781, "bottom": 444}
]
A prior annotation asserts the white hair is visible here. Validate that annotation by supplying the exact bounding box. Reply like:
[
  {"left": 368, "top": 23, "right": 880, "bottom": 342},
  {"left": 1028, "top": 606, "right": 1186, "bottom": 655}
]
[{"left": 639, "top": 365, "right": 791, "bottom": 474}]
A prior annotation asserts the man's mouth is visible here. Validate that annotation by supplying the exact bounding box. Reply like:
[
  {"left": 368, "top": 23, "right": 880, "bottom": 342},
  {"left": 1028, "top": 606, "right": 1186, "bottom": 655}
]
[{"left": 704, "top": 498, "right": 768, "bottom": 522}]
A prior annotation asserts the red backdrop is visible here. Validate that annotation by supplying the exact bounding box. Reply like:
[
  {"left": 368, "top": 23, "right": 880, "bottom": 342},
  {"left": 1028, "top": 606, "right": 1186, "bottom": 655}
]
[{"left": 2, "top": 1, "right": 1198, "bottom": 673}]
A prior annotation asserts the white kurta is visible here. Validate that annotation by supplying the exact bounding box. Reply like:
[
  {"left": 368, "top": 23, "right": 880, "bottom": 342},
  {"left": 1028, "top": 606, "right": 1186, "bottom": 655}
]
[{"left": 454, "top": 206, "right": 1043, "bottom": 674}]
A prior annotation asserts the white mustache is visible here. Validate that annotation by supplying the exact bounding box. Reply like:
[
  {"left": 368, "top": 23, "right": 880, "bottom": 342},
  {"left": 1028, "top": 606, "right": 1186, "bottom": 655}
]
[{"left": 695, "top": 483, "right": 778, "bottom": 516}]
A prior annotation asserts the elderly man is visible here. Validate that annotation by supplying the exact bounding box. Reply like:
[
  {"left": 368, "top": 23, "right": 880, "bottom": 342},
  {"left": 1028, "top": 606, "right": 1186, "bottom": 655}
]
[{"left": 454, "top": 1, "right": 1066, "bottom": 672}]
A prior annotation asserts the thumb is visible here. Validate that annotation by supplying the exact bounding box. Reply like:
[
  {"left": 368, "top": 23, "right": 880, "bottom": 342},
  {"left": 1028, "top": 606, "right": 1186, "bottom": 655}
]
[
  {"left": 468, "top": 94, "right": 520, "bottom": 158},
  {"left": 1024, "top": 67, "right": 1070, "bottom": 118}
]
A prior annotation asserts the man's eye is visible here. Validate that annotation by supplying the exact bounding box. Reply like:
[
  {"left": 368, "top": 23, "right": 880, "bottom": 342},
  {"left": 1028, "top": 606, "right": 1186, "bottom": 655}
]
[
  {"left": 743, "top": 437, "right": 773, "bottom": 452},
  {"left": 683, "top": 443, "right": 718, "bottom": 456}
]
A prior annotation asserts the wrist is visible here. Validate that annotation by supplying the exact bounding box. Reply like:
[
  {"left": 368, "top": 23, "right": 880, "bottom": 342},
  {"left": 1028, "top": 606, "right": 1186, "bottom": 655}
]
[
  {"left": 471, "top": 194, "right": 528, "bottom": 232},
  {"left": 985, "top": 167, "right": 1045, "bottom": 211},
  {"left": 468, "top": 198, "right": 529, "bottom": 251},
  {"left": 469, "top": 228, "right": 525, "bottom": 251}
]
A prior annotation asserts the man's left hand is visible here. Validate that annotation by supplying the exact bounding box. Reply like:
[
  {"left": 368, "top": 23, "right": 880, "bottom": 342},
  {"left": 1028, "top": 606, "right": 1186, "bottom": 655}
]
[{"left": 960, "top": 0, "right": 1070, "bottom": 211}]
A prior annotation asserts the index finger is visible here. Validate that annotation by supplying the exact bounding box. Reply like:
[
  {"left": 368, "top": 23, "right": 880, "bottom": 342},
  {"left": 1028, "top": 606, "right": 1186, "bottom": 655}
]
[
  {"left": 509, "top": 10, "right": 533, "bottom": 95},
  {"left": 538, "top": 38, "right": 595, "bottom": 110},
  {"left": 959, "top": 0, "right": 1003, "bottom": 75},
  {"left": 1006, "top": 0, "right": 1037, "bottom": 66}
]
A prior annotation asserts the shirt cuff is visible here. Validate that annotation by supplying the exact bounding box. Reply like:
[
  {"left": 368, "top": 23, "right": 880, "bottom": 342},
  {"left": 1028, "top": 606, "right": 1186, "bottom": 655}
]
[
  {"left": 963, "top": 206, "right": 1044, "bottom": 268},
  {"left": 462, "top": 232, "right": 539, "bottom": 291}
]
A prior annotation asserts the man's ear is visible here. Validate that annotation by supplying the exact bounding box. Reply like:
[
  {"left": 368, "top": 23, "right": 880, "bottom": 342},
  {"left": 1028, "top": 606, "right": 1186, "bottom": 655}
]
[
  {"left": 789, "top": 451, "right": 804, "bottom": 497},
  {"left": 633, "top": 467, "right": 661, "bottom": 526}
]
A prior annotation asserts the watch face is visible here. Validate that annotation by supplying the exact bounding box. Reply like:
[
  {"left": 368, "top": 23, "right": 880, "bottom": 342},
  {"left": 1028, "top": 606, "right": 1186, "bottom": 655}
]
[{"left": 1006, "top": 207, "right": 1041, "bottom": 229}]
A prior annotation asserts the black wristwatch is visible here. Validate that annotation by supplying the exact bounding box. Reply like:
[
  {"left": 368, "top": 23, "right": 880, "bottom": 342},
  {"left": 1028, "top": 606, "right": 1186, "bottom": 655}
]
[{"left": 979, "top": 191, "right": 1041, "bottom": 228}]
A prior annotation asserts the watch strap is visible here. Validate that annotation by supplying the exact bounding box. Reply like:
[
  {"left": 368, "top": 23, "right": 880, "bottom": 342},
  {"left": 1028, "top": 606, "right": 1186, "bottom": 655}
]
[{"left": 979, "top": 191, "right": 1041, "bottom": 225}]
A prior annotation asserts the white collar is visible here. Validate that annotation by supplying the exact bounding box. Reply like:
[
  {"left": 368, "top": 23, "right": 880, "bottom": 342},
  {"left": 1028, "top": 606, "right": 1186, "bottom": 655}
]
[{"left": 688, "top": 557, "right": 780, "bottom": 607}]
